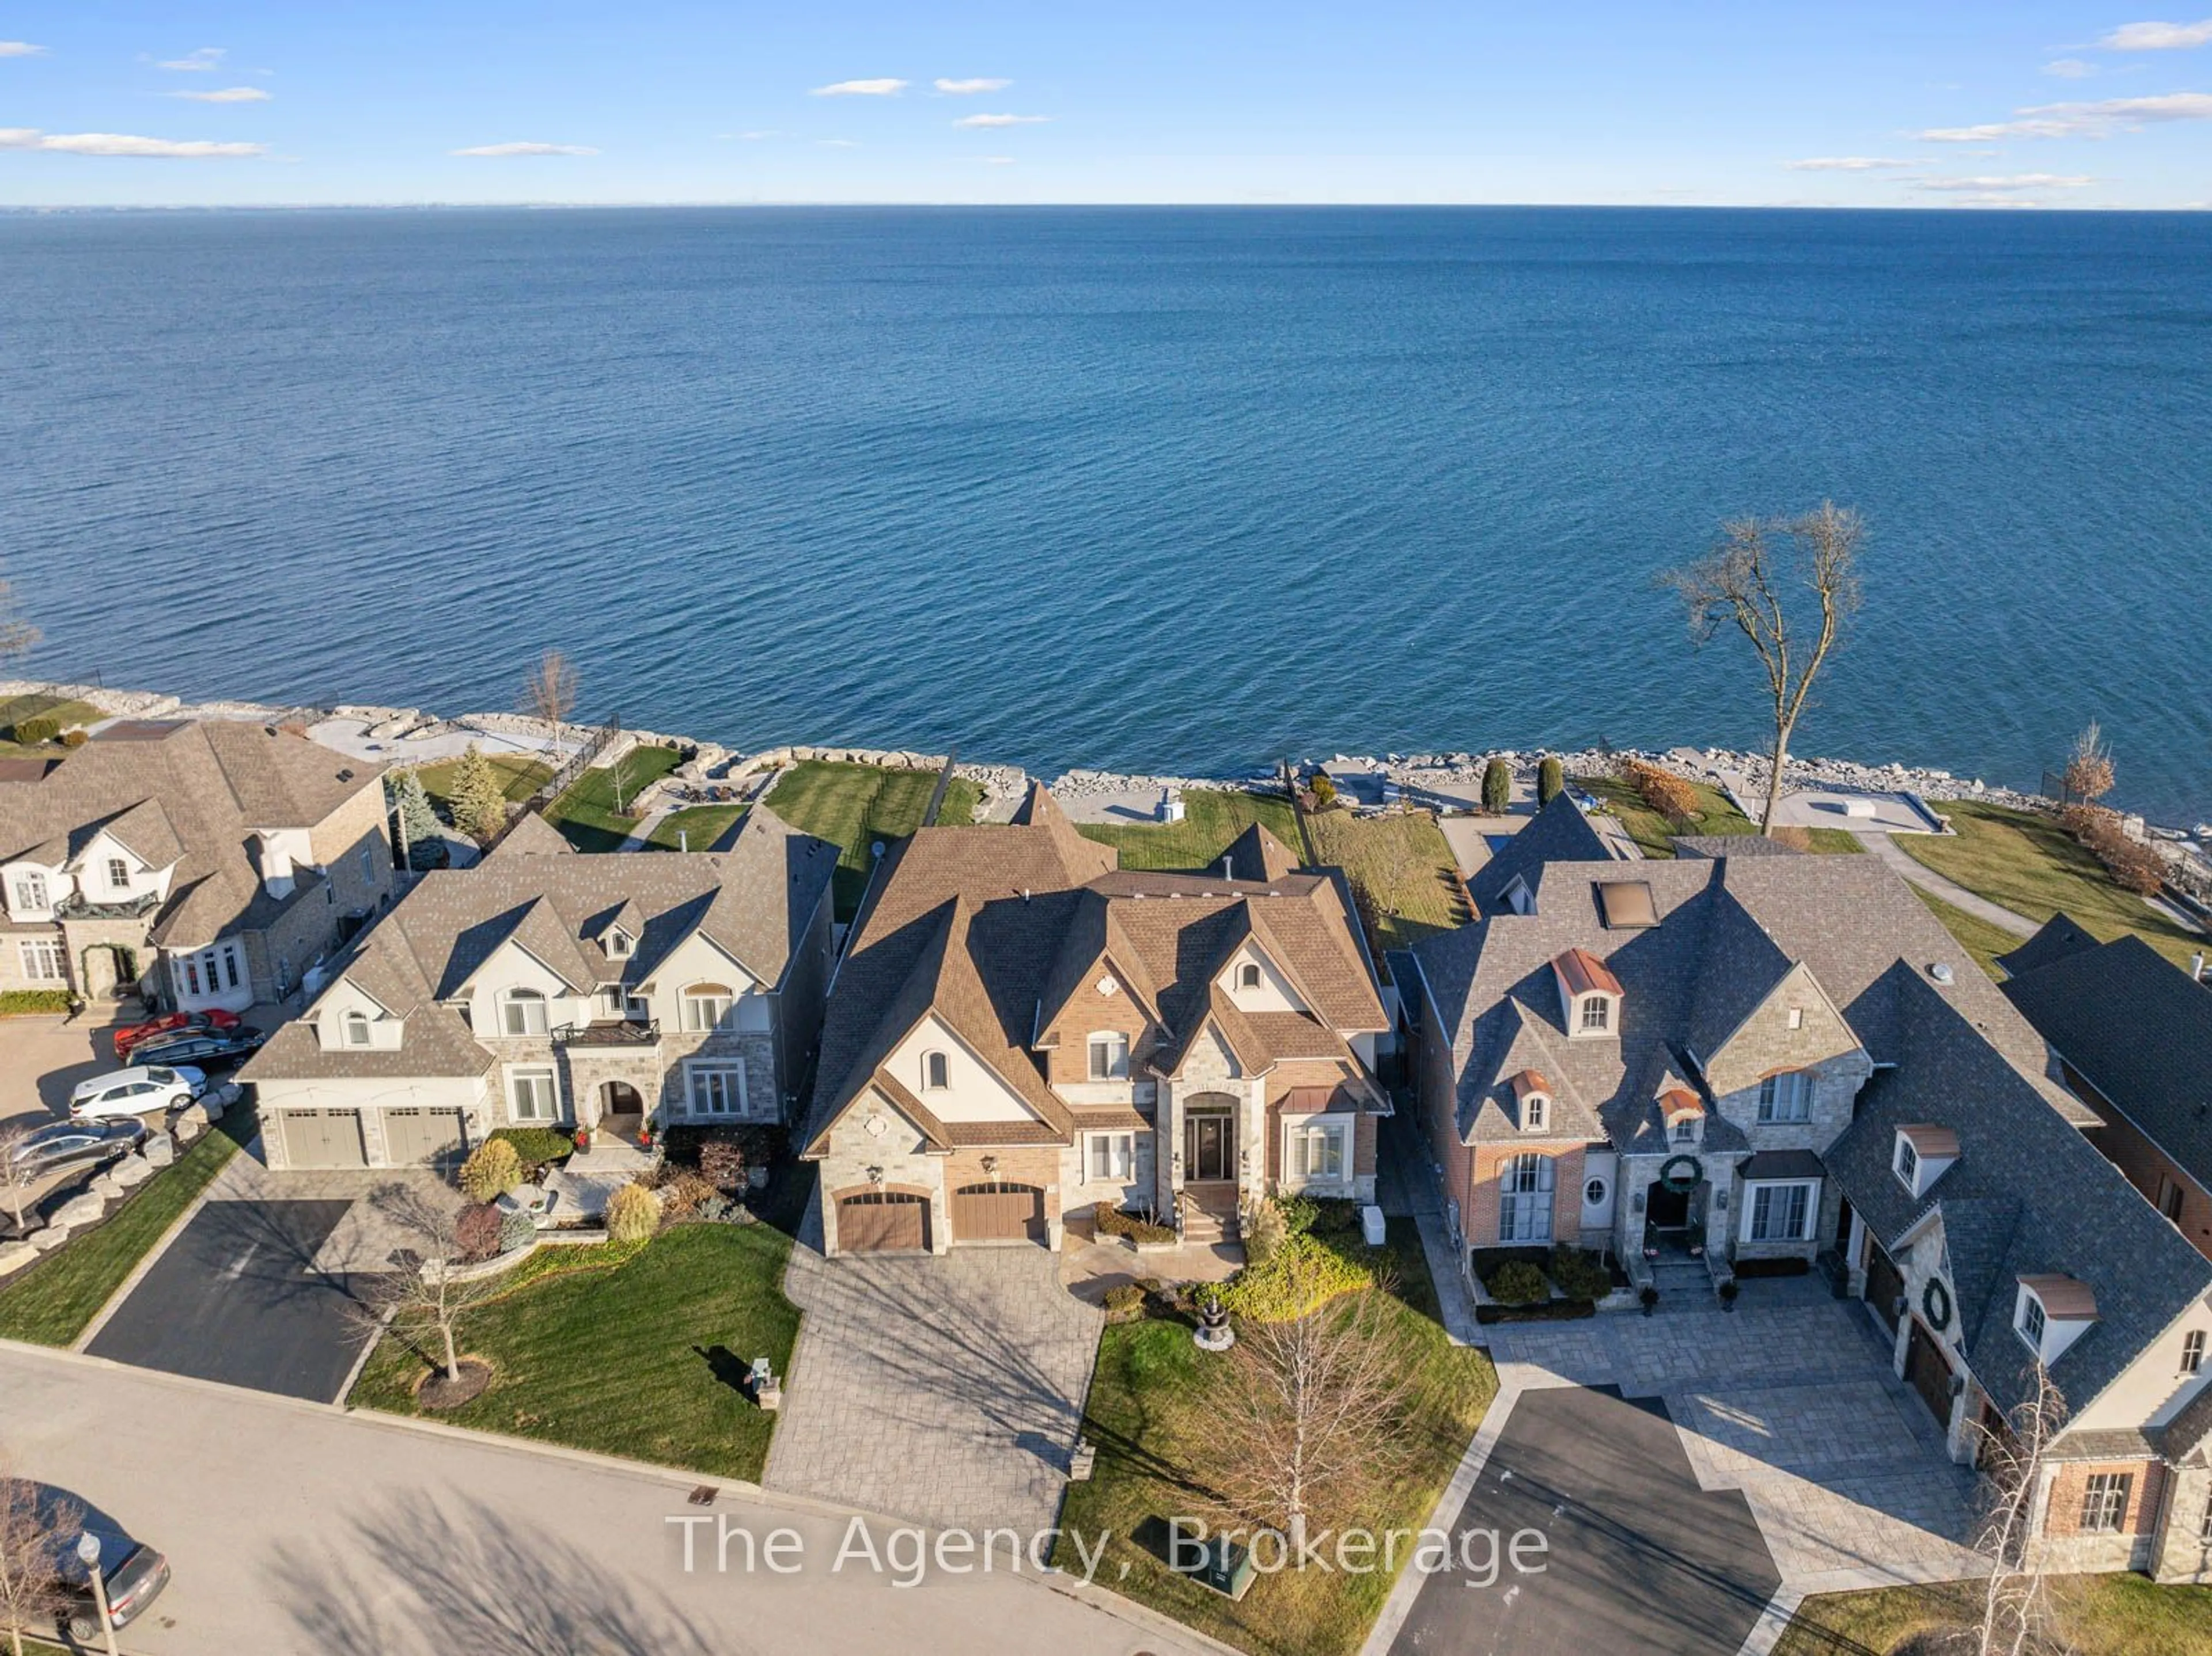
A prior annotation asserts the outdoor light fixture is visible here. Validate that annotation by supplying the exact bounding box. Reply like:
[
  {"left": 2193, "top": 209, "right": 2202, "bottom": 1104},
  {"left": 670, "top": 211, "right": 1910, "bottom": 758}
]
[
  {"left": 866, "top": 1165, "right": 885, "bottom": 1187},
  {"left": 981, "top": 1154, "right": 999, "bottom": 1177},
  {"left": 75, "top": 1532, "right": 118, "bottom": 1656}
]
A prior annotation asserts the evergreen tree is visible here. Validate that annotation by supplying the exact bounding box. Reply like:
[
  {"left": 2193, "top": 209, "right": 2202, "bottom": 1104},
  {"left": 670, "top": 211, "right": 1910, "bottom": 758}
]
[
  {"left": 1537, "top": 755, "right": 1566, "bottom": 808},
  {"left": 1481, "top": 757, "right": 1513, "bottom": 814},
  {"left": 387, "top": 767, "right": 441, "bottom": 867},
  {"left": 448, "top": 745, "right": 510, "bottom": 846}
]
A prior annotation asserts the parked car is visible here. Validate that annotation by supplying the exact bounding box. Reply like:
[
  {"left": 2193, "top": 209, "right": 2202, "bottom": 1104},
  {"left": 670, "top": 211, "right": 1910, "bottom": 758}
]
[
  {"left": 68, "top": 1066, "right": 204, "bottom": 1122},
  {"left": 40, "top": 1494, "right": 171, "bottom": 1644},
  {"left": 113, "top": 1007, "right": 240, "bottom": 1059},
  {"left": 128, "top": 1026, "right": 267, "bottom": 1071},
  {"left": 5, "top": 1119, "right": 146, "bottom": 1178}
]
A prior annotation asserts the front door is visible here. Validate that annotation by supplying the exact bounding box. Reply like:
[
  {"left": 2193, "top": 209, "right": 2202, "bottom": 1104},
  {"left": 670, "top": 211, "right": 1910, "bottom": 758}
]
[
  {"left": 1187, "top": 1114, "right": 1232, "bottom": 1182},
  {"left": 1647, "top": 1180, "right": 1689, "bottom": 1231},
  {"left": 1905, "top": 1318, "right": 1956, "bottom": 1431}
]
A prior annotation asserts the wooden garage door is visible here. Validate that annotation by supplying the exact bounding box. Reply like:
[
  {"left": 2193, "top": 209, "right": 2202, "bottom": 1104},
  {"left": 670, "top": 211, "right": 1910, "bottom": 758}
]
[
  {"left": 279, "top": 1108, "right": 366, "bottom": 1169},
  {"left": 1906, "top": 1318, "right": 1955, "bottom": 1430},
  {"left": 838, "top": 1192, "right": 929, "bottom": 1254},
  {"left": 383, "top": 1106, "right": 467, "bottom": 1166},
  {"left": 1866, "top": 1241, "right": 1905, "bottom": 1333},
  {"left": 951, "top": 1182, "right": 1046, "bottom": 1244}
]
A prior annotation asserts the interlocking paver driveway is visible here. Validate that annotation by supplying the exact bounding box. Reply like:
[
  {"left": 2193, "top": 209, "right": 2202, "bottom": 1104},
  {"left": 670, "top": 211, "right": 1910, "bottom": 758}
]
[{"left": 764, "top": 1248, "right": 1104, "bottom": 1534}]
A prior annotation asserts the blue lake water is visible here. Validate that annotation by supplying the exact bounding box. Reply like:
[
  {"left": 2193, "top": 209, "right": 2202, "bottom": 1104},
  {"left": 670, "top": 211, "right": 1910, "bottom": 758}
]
[{"left": 3, "top": 206, "right": 2208, "bottom": 821}]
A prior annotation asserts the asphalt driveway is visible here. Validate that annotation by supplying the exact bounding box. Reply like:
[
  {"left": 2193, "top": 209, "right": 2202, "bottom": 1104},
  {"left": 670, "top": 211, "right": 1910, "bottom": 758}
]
[
  {"left": 1392, "top": 1385, "right": 1779, "bottom": 1656},
  {"left": 86, "top": 1199, "right": 379, "bottom": 1401}
]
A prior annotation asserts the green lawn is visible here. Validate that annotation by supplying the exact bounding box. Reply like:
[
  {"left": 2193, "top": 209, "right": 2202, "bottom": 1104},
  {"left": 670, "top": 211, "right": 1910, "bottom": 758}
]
[
  {"left": 1777, "top": 1574, "right": 2212, "bottom": 1656},
  {"left": 649, "top": 803, "right": 748, "bottom": 852},
  {"left": 415, "top": 751, "right": 554, "bottom": 806},
  {"left": 1304, "top": 808, "right": 1467, "bottom": 951},
  {"left": 540, "top": 745, "right": 686, "bottom": 852},
  {"left": 1911, "top": 889, "right": 2028, "bottom": 983},
  {"left": 1057, "top": 1219, "right": 1497, "bottom": 1656},
  {"left": 1076, "top": 789, "right": 1302, "bottom": 872},
  {"left": 1897, "top": 799, "right": 2205, "bottom": 972},
  {"left": 1804, "top": 828, "right": 1866, "bottom": 855},
  {"left": 349, "top": 1222, "right": 799, "bottom": 1482},
  {"left": 0, "top": 692, "right": 103, "bottom": 754},
  {"left": 0, "top": 1113, "right": 246, "bottom": 1346},
  {"left": 763, "top": 760, "right": 980, "bottom": 918},
  {"left": 1574, "top": 774, "right": 1760, "bottom": 858}
]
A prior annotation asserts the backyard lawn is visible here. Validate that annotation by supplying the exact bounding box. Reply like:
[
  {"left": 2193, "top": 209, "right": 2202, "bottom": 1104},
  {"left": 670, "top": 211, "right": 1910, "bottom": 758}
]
[
  {"left": 1776, "top": 1573, "right": 2212, "bottom": 1656},
  {"left": 1574, "top": 774, "right": 1760, "bottom": 858},
  {"left": 0, "top": 1112, "right": 247, "bottom": 1346},
  {"left": 1912, "top": 889, "right": 2027, "bottom": 983},
  {"left": 763, "top": 759, "right": 979, "bottom": 917},
  {"left": 1058, "top": 1219, "right": 1497, "bottom": 1656},
  {"left": 1304, "top": 807, "right": 1466, "bottom": 951},
  {"left": 415, "top": 751, "right": 554, "bottom": 806},
  {"left": 350, "top": 1221, "right": 800, "bottom": 1483},
  {"left": 649, "top": 802, "right": 747, "bottom": 851},
  {"left": 541, "top": 745, "right": 686, "bottom": 852},
  {"left": 0, "top": 692, "right": 103, "bottom": 753},
  {"left": 1899, "top": 798, "right": 2205, "bottom": 971},
  {"left": 1075, "top": 788, "right": 1301, "bottom": 871}
]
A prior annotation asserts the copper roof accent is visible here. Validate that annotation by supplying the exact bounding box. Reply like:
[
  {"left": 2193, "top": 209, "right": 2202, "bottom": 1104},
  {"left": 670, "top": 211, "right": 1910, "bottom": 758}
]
[
  {"left": 2020, "top": 1274, "right": 2099, "bottom": 1321},
  {"left": 1598, "top": 880, "right": 1658, "bottom": 930},
  {"left": 1658, "top": 1087, "right": 1705, "bottom": 1122},
  {"left": 1510, "top": 1068, "right": 1551, "bottom": 1101},
  {"left": 1898, "top": 1123, "right": 1961, "bottom": 1158},
  {"left": 1551, "top": 946, "right": 1623, "bottom": 999},
  {"left": 1278, "top": 1083, "right": 1365, "bottom": 1115}
]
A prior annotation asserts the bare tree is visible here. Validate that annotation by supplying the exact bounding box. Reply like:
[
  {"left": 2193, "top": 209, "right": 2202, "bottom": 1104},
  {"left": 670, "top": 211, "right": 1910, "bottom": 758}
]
[
  {"left": 2062, "top": 721, "right": 2116, "bottom": 805},
  {"left": 347, "top": 1183, "right": 509, "bottom": 1386},
  {"left": 0, "top": 1466, "right": 76, "bottom": 1656},
  {"left": 1661, "top": 502, "right": 1865, "bottom": 833},
  {"left": 522, "top": 649, "right": 579, "bottom": 757},
  {"left": 0, "top": 1125, "right": 38, "bottom": 1239},
  {"left": 1972, "top": 1362, "right": 2069, "bottom": 1656},
  {"left": 0, "top": 582, "right": 37, "bottom": 672},
  {"left": 1211, "top": 1260, "right": 1416, "bottom": 1555}
]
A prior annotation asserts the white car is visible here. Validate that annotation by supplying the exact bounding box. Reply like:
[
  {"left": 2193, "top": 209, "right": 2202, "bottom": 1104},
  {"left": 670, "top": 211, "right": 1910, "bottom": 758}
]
[{"left": 68, "top": 1065, "right": 204, "bottom": 1121}]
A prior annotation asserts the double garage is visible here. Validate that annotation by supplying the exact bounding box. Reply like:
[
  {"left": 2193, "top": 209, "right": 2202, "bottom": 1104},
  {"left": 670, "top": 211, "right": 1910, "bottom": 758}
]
[
  {"left": 835, "top": 1181, "right": 1048, "bottom": 1254},
  {"left": 269, "top": 1104, "right": 469, "bottom": 1170}
]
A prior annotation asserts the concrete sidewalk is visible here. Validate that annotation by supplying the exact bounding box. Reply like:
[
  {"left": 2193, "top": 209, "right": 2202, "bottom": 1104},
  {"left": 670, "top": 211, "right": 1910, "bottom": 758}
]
[{"left": 1865, "top": 834, "right": 2038, "bottom": 939}]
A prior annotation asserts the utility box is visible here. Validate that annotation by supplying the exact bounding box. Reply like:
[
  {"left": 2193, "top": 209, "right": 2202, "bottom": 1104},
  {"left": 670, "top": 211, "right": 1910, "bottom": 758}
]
[
  {"left": 1161, "top": 792, "right": 1185, "bottom": 823},
  {"left": 1178, "top": 1532, "right": 1255, "bottom": 1600},
  {"left": 1362, "top": 1204, "right": 1387, "bottom": 1246}
]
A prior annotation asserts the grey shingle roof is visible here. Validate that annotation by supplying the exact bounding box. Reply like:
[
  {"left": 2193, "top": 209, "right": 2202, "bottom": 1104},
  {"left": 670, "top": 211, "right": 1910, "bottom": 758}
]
[
  {"left": 1466, "top": 791, "right": 1615, "bottom": 913},
  {"left": 1993, "top": 912, "right": 2101, "bottom": 980},
  {"left": 2000, "top": 931, "right": 2212, "bottom": 1198}
]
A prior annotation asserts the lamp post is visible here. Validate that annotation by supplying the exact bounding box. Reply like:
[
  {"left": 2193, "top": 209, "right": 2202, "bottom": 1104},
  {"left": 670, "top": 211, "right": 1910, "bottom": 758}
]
[{"left": 75, "top": 1532, "right": 120, "bottom": 1656}]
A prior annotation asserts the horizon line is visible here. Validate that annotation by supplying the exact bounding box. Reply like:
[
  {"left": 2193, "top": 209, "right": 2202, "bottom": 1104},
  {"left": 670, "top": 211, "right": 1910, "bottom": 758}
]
[{"left": 3, "top": 199, "right": 2208, "bottom": 214}]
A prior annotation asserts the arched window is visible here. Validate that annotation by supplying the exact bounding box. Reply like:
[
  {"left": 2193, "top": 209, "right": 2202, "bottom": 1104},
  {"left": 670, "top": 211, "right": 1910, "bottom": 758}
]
[
  {"left": 922, "top": 1050, "right": 950, "bottom": 1092},
  {"left": 1237, "top": 962, "right": 1262, "bottom": 990},
  {"left": 1087, "top": 1032, "right": 1129, "bottom": 1081},
  {"left": 1499, "top": 1153, "right": 1555, "bottom": 1242},
  {"left": 499, "top": 987, "right": 548, "bottom": 1036},
  {"left": 680, "top": 982, "right": 734, "bottom": 1032},
  {"left": 1579, "top": 995, "right": 1611, "bottom": 1033},
  {"left": 342, "top": 1009, "right": 372, "bottom": 1047}
]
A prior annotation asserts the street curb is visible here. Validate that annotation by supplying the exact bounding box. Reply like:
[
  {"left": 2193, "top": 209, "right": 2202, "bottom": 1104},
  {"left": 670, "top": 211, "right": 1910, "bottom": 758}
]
[{"left": 69, "top": 1130, "right": 243, "bottom": 1352}]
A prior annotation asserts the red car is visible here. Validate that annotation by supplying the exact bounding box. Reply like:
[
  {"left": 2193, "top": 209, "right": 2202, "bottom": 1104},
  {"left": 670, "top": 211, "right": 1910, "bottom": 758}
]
[{"left": 113, "top": 1009, "right": 240, "bottom": 1059}]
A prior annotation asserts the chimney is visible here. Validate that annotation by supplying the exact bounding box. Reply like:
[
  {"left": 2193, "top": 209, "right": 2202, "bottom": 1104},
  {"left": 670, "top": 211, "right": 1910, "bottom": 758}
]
[{"left": 258, "top": 832, "right": 295, "bottom": 900}]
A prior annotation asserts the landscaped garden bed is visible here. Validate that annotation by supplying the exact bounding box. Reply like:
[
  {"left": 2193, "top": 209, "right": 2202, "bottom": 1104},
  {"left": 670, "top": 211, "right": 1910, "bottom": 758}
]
[{"left": 1775, "top": 1573, "right": 2212, "bottom": 1656}]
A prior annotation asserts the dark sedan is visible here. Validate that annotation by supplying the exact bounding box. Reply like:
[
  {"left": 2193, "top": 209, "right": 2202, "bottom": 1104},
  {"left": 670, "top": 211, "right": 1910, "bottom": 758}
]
[
  {"left": 127, "top": 1027, "right": 267, "bottom": 1071},
  {"left": 6, "top": 1119, "right": 147, "bottom": 1178}
]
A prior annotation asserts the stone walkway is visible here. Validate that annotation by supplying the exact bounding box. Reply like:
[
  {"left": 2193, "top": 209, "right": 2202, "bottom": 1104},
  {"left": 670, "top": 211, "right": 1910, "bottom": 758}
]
[
  {"left": 1866, "top": 833, "right": 2038, "bottom": 938},
  {"left": 764, "top": 1247, "right": 1104, "bottom": 1534}
]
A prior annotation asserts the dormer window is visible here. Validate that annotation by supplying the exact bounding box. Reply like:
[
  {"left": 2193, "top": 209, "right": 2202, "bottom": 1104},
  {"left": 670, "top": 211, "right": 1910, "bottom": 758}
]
[
  {"left": 1238, "top": 962, "right": 1262, "bottom": 990},
  {"left": 605, "top": 926, "right": 634, "bottom": 959},
  {"left": 1510, "top": 1069, "right": 1552, "bottom": 1134},
  {"left": 2017, "top": 1292, "right": 2046, "bottom": 1351},
  {"left": 1526, "top": 1095, "right": 1548, "bottom": 1132},
  {"left": 1893, "top": 1125, "right": 1959, "bottom": 1198},
  {"left": 1504, "top": 876, "right": 1534, "bottom": 916},
  {"left": 1894, "top": 1136, "right": 1917, "bottom": 1188},
  {"left": 10, "top": 873, "right": 48, "bottom": 913},
  {"left": 1551, "top": 948, "right": 1623, "bottom": 1040},
  {"left": 106, "top": 857, "right": 130, "bottom": 891},
  {"left": 1673, "top": 1117, "right": 1695, "bottom": 1143},
  {"left": 343, "top": 1009, "right": 372, "bottom": 1047},
  {"left": 1580, "top": 996, "right": 1610, "bottom": 1033},
  {"left": 923, "top": 1050, "right": 950, "bottom": 1092},
  {"left": 2014, "top": 1275, "right": 2099, "bottom": 1364}
]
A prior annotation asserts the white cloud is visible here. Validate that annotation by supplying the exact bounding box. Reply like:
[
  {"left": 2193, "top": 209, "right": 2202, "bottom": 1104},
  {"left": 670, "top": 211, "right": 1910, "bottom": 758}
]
[
  {"left": 449, "top": 142, "right": 599, "bottom": 157},
  {"left": 935, "top": 77, "right": 1009, "bottom": 94},
  {"left": 810, "top": 78, "right": 906, "bottom": 96},
  {"left": 2101, "top": 17, "right": 2212, "bottom": 50},
  {"left": 953, "top": 112, "right": 1047, "bottom": 128},
  {"left": 818, "top": 138, "right": 860, "bottom": 147},
  {"left": 1784, "top": 156, "right": 1917, "bottom": 170},
  {"left": 158, "top": 47, "right": 225, "bottom": 71},
  {"left": 1921, "top": 91, "right": 2212, "bottom": 140},
  {"left": 0, "top": 127, "right": 262, "bottom": 157},
  {"left": 168, "top": 86, "right": 271, "bottom": 103},
  {"left": 0, "top": 41, "right": 48, "bottom": 58},
  {"left": 2043, "top": 58, "right": 2099, "bottom": 78},
  {"left": 1915, "top": 173, "right": 2094, "bottom": 191}
]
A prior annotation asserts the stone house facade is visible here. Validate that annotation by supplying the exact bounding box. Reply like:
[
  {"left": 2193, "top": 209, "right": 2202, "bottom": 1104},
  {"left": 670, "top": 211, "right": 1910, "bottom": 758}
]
[{"left": 801, "top": 786, "right": 1390, "bottom": 1256}]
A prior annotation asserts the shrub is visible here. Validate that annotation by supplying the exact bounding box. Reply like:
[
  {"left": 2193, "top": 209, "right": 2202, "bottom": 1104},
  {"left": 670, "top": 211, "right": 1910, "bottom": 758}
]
[
  {"left": 0, "top": 989, "right": 74, "bottom": 1015},
  {"left": 458, "top": 1139, "right": 522, "bottom": 1203},
  {"left": 695, "top": 1193, "right": 751, "bottom": 1225},
  {"left": 1094, "top": 1205, "right": 1177, "bottom": 1246},
  {"left": 1243, "top": 1199, "right": 1287, "bottom": 1265},
  {"left": 2063, "top": 804, "right": 2169, "bottom": 895},
  {"left": 497, "top": 1205, "right": 538, "bottom": 1253},
  {"left": 1536, "top": 755, "right": 1566, "bottom": 806},
  {"left": 1102, "top": 1284, "right": 1146, "bottom": 1322},
  {"left": 9, "top": 715, "right": 61, "bottom": 745},
  {"left": 453, "top": 1202, "right": 503, "bottom": 1262},
  {"left": 1309, "top": 771, "right": 1337, "bottom": 809},
  {"left": 1484, "top": 1261, "right": 1551, "bottom": 1306},
  {"left": 1623, "top": 758, "right": 1700, "bottom": 827},
  {"left": 488, "top": 1126, "right": 575, "bottom": 1175},
  {"left": 1276, "top": 1194, "right": 1320, "bottom": 1237},
  {"left": 658, "top": 1172, "right": 718, "bottom": 1221},
  {"left": 1546, "top": 1245, "right": 1613, "bottom": 1302},
  {"left": 604, "top": 1182, "right": 660, "bottom": 1244},
  {"left": 1218, "top": 1231, "right": 1376, "bottom": 1322},
  {"left": 1482, "top": 757, "right": 1512, "bottom": 813},
  {"left": 59, "top": 729, "right": 89, "bottom": 749},
  {"left": 698, "top": 1137, "right": 748, "bottom": 1191}
]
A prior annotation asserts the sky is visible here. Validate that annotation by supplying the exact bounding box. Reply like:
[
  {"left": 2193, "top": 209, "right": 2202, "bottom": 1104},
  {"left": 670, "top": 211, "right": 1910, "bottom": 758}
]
[{"left": 1, "top": 3, "right": 2209, "bottom": 207}]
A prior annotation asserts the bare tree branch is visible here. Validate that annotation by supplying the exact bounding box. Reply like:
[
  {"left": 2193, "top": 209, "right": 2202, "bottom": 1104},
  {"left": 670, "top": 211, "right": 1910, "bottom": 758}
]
[
  {"left": 522, "top": 649, "right": 580, "bottom": 756},
  {"left": 0, "top": 1126, "right": 40, "bottom": 1239},
  {"left": 345, "top": 1183, "right": 508, "bottom": 1384},
  {"left": 1971, "top": 1362, "right": 2069, "bottom": 1656},
  {"left": 0, "top": 1464, "right": 77, "bottom": 1656}
]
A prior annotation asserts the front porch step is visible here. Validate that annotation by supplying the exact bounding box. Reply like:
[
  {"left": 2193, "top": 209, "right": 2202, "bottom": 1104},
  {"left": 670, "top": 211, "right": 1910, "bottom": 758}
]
[
  {"left": 1179, "top": 1211, "right": 1237, "bottom": 1246},
  {"left": 1646, "top": 1260, "right": 1717, "bottom": 1309}
]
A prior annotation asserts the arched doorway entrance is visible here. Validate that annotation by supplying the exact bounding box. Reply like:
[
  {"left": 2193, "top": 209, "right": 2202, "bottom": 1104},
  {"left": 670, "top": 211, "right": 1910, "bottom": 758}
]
[{"left": 598, "top": 1079, "right": 645, "bottom": 1138}]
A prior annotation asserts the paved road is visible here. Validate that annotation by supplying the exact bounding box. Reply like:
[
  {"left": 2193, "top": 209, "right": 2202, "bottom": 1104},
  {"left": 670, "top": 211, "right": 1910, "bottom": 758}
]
[
  {"left": 85, "top": 1199, "right": 372, "bottom": 1401},
  {"left": 0, "top": 1342, "right": 1203, "bottom": 1656}
]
